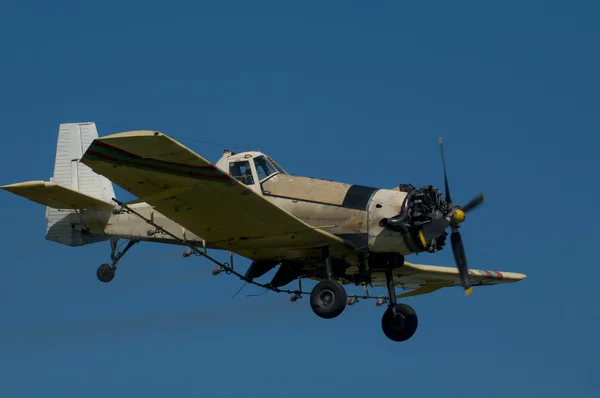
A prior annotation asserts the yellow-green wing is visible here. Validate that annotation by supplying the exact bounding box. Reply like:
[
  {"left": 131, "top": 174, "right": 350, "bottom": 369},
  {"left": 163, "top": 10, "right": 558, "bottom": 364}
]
[
  {"left": 370, "top": 261, "right": 527, "bottom": 298},
  {"left": 80, "top": 130, "right": 353, "bottom": 261}
]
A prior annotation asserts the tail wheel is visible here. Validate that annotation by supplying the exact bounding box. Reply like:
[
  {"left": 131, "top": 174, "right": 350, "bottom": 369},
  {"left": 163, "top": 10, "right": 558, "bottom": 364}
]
[
  {"left": 381, "top": 303, "right": 418, "bottom": 342},
  {"left": 310, "top": 280, "right": 347, "bottom": 319},
  {"left": 97, "top": 263, "right": 116, "bottom": 283}
]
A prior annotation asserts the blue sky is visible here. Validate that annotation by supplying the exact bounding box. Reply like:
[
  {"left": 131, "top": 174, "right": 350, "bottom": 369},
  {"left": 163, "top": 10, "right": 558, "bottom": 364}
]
[{"left": 1, "top": 0, "right": 598, "bottom": 396}]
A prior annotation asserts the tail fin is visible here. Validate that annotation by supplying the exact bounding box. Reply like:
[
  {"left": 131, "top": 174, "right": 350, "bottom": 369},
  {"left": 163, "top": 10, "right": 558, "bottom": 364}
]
[
  {"left": 51, "top": 122, "right": 116, "bottom": 203},
  {"left": 44, "top": 122, "right": 116, "bottom": 246},
  {"left": 1, "top": 122, "right": 117, "bottom": 246}
]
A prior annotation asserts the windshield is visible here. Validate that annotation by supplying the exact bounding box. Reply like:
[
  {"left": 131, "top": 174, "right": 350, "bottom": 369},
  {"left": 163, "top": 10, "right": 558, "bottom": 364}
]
[
  {"left": 253, "top": 156, "right": 279, "bottom": 181},
  {"left": 266, "top": 156, "right": 287, "bottom": 174}
]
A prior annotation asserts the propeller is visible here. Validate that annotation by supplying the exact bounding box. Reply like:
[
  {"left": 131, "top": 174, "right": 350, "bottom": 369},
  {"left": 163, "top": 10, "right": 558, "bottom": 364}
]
[
  {"left": 437, "top": 137, "right": 485, "bottom": 296},
  {"left": 461, "top": 192, "right": 486, "bottom": 213}
]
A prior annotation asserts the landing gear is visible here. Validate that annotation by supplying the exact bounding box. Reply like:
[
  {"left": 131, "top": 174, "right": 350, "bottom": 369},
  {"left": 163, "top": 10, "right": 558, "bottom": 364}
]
[
  {"left": 309, "top": 246, "right": 347, "bottom": 319},
  {"left": 96, "top": 238, "right": 138, "bottom": 283},
  {"left": 97, "top": 263, "right": 116, "bottom": 283},
  {"left": 381, "top": 264, "right": 418, "bottom": 342}
]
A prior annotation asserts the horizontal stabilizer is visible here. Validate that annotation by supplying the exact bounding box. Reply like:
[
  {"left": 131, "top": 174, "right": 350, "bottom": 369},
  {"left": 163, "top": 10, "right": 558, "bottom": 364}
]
[{"left": 1, "top": 181, "right": 115, "bottom": 210}]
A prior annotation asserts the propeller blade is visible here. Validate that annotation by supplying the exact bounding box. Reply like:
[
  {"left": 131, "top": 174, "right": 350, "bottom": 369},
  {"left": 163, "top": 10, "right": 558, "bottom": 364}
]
[
  {"left": 438, "top": 137, "right": 452, "bottom": 206},
  {"left": 462, "top": 192, "right": 486, "bottom": 214},
  {"left": 450, "top": 230, "right": 472, "bottom": 295}
]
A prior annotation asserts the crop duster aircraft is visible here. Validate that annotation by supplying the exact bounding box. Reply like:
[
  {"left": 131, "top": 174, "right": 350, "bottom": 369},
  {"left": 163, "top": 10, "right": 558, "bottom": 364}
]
[{"left": 1, "top": 122, "right": 526, "bottom": 342}]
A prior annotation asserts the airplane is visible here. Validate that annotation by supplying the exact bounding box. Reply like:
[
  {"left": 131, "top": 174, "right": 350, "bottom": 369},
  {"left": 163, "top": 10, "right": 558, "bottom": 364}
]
[{"left": 1, "top": 122, "right": 526, "bottom": 342}]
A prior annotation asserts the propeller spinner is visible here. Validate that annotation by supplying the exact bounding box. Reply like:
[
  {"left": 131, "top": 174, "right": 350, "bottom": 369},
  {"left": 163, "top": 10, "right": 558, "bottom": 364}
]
[{"left": 434, "top": 137, "right": 485, "bottom": 296}]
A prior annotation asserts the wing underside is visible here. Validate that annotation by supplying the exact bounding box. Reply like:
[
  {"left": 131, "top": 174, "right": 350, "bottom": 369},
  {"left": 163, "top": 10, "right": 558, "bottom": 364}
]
[
  {"left": 80, "top": 130, "right": 354, "bottom": 261},
  {"left": 370, "top": 261, "right": 526, "bottom": 298}
]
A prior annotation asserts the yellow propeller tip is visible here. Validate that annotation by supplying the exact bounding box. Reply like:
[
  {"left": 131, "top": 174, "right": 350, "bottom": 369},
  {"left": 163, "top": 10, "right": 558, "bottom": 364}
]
[
  {"left": 418, "top": 230, "right": 427, "bottom": 249},
  {"left": 465, "top": 287, "right": 473, "bottom": 296},
  {"left": 438, "top": 137, "right": 443, "bottom": 144}
]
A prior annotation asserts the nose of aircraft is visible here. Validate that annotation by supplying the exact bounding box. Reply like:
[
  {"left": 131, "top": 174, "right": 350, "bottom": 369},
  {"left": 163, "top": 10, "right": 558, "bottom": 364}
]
[{"left": 452, "top": 209, "right": 466, "bottom": 224}]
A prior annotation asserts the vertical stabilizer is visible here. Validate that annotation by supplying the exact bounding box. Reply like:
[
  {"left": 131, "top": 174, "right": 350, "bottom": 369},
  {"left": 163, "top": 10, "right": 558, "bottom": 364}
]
[
  {"left": 51, "top": 122, "right": 115, "bottom": 202},
  {"left": 46, "top": 122, "right": 115, "bottom": 246}
]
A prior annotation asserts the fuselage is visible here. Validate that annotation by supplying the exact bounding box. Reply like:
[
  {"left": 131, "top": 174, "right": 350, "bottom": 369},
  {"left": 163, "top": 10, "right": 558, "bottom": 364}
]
[{"left": 259, "top": 173, "right": 417, "bottom": 254}]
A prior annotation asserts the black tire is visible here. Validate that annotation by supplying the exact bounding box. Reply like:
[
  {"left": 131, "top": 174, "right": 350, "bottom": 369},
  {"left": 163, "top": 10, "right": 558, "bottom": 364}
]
[
  {"left": 97, "top": 263, "right": 116, "bottom": 283},
  {"left": 310, "top": 280, "right": 347, "bottom": 319},
  {"left": 381, "top": 303, "right": 418, "bottom": 342}
]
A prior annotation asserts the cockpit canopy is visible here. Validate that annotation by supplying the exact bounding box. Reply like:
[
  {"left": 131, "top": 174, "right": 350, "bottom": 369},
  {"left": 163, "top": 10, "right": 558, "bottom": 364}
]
[{"left": 215, "top": 150, "right": 287, "bottom": 186}]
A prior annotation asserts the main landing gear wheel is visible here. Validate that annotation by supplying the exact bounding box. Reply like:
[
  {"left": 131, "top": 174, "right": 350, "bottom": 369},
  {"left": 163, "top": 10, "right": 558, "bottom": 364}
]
[
  {"left": 310, "top": 280, "right": 347, "bottom": 319},
  {"left": 380, "top": 256, "right": 418, "bottom": 342},
  {"left": 97, "top": 263, "right": 116, "bottom": 283},
  {"left": 381, "top": 303, "right": 418, "bottom": 342}
]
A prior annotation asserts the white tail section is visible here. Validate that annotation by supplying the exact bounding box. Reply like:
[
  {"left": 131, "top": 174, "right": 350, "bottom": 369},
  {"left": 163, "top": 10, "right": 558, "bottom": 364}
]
[{"left": 46, "top": 122, "right": 115, "bottom": 246}]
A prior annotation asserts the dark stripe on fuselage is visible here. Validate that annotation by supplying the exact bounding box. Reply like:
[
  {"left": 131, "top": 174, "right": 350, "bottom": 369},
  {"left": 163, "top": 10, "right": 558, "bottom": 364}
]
[
  {"left": 341, "top": 185, "right": 379, "bottom": 211},
  {"left": 263, "top": 185, "right": 379, "bottom": 211}
]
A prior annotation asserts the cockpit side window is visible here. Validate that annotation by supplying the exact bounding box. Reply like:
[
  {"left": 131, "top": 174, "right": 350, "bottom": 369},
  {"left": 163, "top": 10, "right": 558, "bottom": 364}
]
[
  {"left": 253, "top": 156, "right": 278, "bottom": 181},
  {"left": 229, "top": 160, "right": 255, "bottom": 185}
]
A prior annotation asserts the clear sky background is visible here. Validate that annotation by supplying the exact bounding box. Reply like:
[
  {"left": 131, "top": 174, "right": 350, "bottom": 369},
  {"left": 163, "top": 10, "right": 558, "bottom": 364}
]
[{"left": 1, "top": 1, "right": 598, "bottom": 397}]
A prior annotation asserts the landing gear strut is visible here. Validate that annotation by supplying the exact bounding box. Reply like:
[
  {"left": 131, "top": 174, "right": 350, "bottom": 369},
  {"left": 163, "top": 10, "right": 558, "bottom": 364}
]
[
  {"left": 96, "top": 238, "right": 138, "bottom": 283},
  {"left": 381, "top": 265, "right": 418, "bottom": 342},
  {"left": 310, "top": 246, "right": 347, "bottom": 319}
]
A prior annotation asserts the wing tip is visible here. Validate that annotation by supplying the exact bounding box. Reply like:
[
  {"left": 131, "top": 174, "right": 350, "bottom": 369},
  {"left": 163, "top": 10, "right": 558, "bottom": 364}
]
[
  {"left": 498, "top": 271, "right": 527, "bottom": 282},
  {"left": 1, "top": 180, "right": 52, "bottom": 192},
  {"left": 512, "top": 272, "right": 527, "bottom": 281}
]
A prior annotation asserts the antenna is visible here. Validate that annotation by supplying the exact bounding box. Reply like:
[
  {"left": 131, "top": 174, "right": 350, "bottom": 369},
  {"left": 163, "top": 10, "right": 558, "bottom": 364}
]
[{"left": 257, "top": 128, "right": 260, "bottom": 152}]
